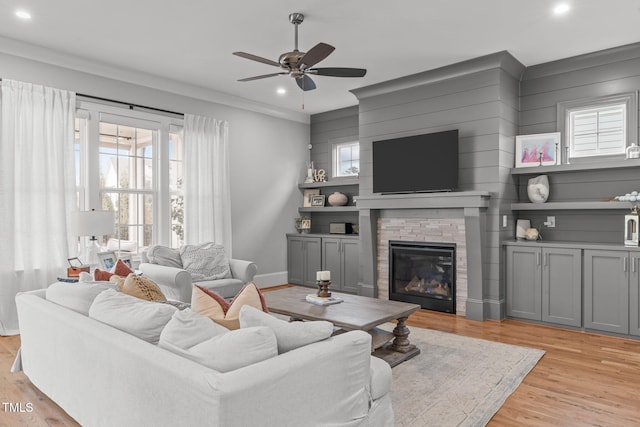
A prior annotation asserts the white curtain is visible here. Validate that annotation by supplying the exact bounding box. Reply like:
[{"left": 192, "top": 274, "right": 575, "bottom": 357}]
[
  {"left": 0, "top": 80, "right": 76, "bottom": 335},
  {"left": 183, "top": 114, "right": 232, "bottom": 255}
]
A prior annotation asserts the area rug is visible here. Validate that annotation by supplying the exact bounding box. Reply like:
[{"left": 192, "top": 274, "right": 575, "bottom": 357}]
[{"left": 382, "top": 325, "right": 545, "bottom": 427}]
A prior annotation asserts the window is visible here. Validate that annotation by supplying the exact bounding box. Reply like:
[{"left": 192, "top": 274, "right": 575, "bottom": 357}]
[
  {"left": 559, "top": 92, "right": 637, "bottom": 162},
  {"left": 332, "top": 141, "right": 359, "bottom": 177},
  {"left": 75, "top": 101, "right": 183, "bottom": 256}
]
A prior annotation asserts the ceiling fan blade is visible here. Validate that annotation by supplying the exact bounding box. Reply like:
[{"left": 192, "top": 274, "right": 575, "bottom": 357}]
[
  {"left": 233, "top": 51, "right": 281, "bottom": 67},
  {"left": 296, "top": 75, "right": 316, "bottom": 91},
  {"left": 299, "top": 43, "right": 335, "bottom": 69},
  {"left": 238, "top": 72, "right": 287, "bottom": 82},
  {"left": 309, "top": 67, "right": 367, "bottom": 77}
]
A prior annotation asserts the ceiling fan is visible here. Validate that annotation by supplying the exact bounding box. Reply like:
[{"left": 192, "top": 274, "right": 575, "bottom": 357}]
[{"left": 233, "top": 12, "right": 367, "bottom": 91}]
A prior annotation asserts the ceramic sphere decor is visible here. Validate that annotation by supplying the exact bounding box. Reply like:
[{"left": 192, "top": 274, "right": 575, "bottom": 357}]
[
  {"left": 328, "top": 192, "right": 348, "bottom": 206},
  {"left": 527, "top": 175, "right": 549, "bottom": 203}
]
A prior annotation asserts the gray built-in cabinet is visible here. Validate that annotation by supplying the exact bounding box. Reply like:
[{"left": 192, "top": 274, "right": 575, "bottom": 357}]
[
  {"left": 505, "top": 241, "right": 640, "bottom": 337},
  {"left": 506, "top": 245, "right": 581, "bottom": 327},
  {"left": 287, "top": 234, "right": 359, "bottom": 293}
]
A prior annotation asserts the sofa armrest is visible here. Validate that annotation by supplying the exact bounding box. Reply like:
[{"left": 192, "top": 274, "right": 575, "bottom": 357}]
[
  {"left": 138, "top": 263, "right": 192, "bottom": 302},
  {"left": 369, "top": 355, "right": 392, "bottom": 400},
  {"left": 228, "top": 259, "right": 258, "bottom": 283}
]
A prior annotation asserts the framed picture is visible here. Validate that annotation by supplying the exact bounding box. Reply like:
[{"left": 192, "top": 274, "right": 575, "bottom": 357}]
[
  {"left": 97, "top": 251, "right": 117, "bottom": 271},
  {"left": 67, "top": 257, "right": 83, "bottom": 268},
  {"left": 300, "top": 219, "right": 311, "bottom": 230},
  {"left": 118, "top": 254, "right": 133, "bottom": 269},
  {"left": 515, "top": 132, "right": 561, "bottom": 167},
  {"left": 310, "top": 194, "right": 326, "bottom": 207},
  {"left": 303, "top": 189, "right": 320, "bottom": 207}
]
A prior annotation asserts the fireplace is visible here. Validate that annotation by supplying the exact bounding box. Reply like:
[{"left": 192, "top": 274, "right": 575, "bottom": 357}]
[{"left": 389, "top": 240, "right": 456, "bottom": 313}]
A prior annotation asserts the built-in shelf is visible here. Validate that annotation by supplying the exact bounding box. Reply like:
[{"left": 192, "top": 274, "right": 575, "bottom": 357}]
[
  {"left": 511, "top": 159, "right": 640, "bottom": 175},
  {"left": 298, "top": 179, "right": 359, "bottom": 189},
  {"left": 511, "top": 201, "right": 634, "bottom": 211},
  {"left": 299, "top": 206, "right": 358, "bottom": 213}
]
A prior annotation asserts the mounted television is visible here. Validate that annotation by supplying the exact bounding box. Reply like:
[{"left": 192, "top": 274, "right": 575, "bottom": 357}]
[{"left": 372, "top": 130, "right": 459, "bottom": 194}]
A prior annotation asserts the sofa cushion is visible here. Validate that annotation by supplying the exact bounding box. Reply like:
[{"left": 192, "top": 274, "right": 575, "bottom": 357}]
[
  {"left": 180, "top": 242, "right": 231, "bottom": 280},
  {"left": 46, "top": 281, "right": 116, "bottom": 315},
  {"left": 239, "top": 305, "right": 334, "bottom": 353},
  {"left": 94, "top": 268, "right": 115, "bottom": 281},
  {"left": 119, "top": 274, "right": 167, "bottom": 302},
  {"left": 89, "top": 289, "right": 177, "bottom": 344},
  {"left": 159, "top": 312, "right": 277, "bottom": 373},
  {"left": 146, "top": 245, "right": 183, "bottom": 268},
  {"left": 191, "top": 282, "right": 268, "bottom": 330}
]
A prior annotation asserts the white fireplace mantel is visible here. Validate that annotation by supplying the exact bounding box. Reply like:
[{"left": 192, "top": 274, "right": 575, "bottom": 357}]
[{"left": 356, "top": 191, "right": 491, "bottom": 210}]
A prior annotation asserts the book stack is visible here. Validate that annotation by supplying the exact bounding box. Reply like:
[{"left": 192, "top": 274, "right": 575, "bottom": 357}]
[{"left": 305, "top": 294, "right": 343, "bottom": 306}]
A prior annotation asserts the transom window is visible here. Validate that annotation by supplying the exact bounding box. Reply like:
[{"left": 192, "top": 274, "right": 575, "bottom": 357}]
[
  {"left": 559, "top": 92, "right": 637, "bottom": 163},
  {"left": 332, "top": 141, "right": 359, "bottom": 177}
]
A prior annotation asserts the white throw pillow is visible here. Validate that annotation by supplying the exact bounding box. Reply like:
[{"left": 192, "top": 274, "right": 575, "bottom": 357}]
[
  {"left": 46, "top": 281, "right": 116, "bottom": 316},
  {"left": 159, "top": 309, "right": 229, "bottom": 349},
  {"left": 239, "top": 305, "right": 334, "bottom": 353},
  {"left": 146, "top": 245, "right": 183, "bottom": 268},
  {"left": 160, "top": 325, "right": 277, "bottom": 373},
  {"left": 179, "top": 242, "right": 231, "bottom": 280},
  {"left": 88, "top": 289, "right": 177, "bottom": 344}
]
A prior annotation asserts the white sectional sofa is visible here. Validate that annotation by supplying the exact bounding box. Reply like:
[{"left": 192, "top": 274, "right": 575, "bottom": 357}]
[{"left": 14, "top": 286, "right": 394, "bottom": 427}]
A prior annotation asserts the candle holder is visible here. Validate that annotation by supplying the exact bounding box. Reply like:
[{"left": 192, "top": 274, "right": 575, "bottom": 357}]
[{"left": 317, "top": 280, "right": 331, "bottom": 298}]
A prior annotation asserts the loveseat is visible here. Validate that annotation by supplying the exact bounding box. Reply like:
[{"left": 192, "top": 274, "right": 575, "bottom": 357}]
[
  {"left": 14, "top": 285, "right": 394, "bottom": 427},
  {"left": 139, "top": 243, "right": 257, "bottom": 302}
]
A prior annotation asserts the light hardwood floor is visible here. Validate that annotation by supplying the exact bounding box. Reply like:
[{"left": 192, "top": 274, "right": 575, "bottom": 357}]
[{"left": 2, "top": 293, "right": 640, "bottom": 426}]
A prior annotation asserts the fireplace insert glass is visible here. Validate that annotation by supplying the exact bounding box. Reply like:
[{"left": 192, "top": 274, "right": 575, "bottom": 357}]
[{"left": 389, "top": 241, "right": 456, "bottom": 313}]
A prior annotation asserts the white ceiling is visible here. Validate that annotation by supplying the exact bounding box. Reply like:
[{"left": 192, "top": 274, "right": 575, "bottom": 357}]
[{"left": 1, "top": 0, "right": 639, "bottom": 118}]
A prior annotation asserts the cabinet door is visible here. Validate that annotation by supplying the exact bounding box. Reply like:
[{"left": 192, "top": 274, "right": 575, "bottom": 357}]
[
  {"left": 583, "top": 250, "right": 629, "bottom": 334},
  {"left": 630, "top": 254, "right": 640, "bottom": 337},
  {"left": 541, "top": 248, "right": 582, "bottom": 327},
  {"left": 287, "top": 236, "right": 305, "bottom": 285},
  {"left": 341, "top": 239, "right": 360, "bottom": 294},
  {"left": 322, "top": 238, "right": 342, "bottom": 290},
  {"left": 506, "top": 246, "right": 542, "bottom": 320},
  {"left": 303, "top": 237, "right": 322, "bottom": 287}
]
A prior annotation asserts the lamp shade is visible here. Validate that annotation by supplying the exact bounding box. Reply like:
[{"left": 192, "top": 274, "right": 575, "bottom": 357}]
[{"left": 72, "top": 210, "right": 114, "bottom": 237}]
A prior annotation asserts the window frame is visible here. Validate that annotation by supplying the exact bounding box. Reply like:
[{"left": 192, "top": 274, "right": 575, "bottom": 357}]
[
  {"left": 557, "top": 92, "right": 638, "bottom": 164},
  {"left": 331, "top": 138, "right": 360, "bottom": 178}
]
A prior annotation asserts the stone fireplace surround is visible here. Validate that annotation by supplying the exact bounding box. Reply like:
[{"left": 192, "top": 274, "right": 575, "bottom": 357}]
[{"left": 356, "top": 191, "right": 490, "bottom": 321}]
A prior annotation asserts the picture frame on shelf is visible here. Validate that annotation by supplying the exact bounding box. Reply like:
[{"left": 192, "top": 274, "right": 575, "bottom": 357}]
[
  {"left": 303, "top": 189, "right": 320, "bottom": 207},
  {"left": 515, "top": 132, "right": 561, "bottom": 168},
  {"left": 300, "top": 218, "right": 311, "bottom": 232},
  {"left": 310, "top": 194, "right": 326, "bottom": 207},
  {"left": 118, "top": 254, "right": 133, "bottom": 269},
  {"left": 97, "top": 251, "right": 117, "bottom": 271}
]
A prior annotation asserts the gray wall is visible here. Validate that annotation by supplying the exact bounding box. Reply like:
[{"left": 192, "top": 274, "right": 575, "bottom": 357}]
[
  {"left": 0, "top": 51, "right": 309, "bottom": 286},
  {"left": 518, "top": 42, "right": 640, "bottom": 244}
]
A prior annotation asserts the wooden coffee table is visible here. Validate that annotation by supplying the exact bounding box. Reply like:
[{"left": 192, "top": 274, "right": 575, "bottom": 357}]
[{"left": 264, "top": 286, "right": 421, "bottom": 367}]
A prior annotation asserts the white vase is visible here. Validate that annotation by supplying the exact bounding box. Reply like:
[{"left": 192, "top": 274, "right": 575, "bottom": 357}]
[
  {"left": 327, "top": 192, "right": 348, "bottom": 206},
  {"left": 527, "top": 175, "right": 549, "bottom": 203}
]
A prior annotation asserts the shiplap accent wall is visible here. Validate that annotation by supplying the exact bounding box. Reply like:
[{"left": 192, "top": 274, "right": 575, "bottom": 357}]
[{"left": 518, "top": 43, "right": 640, "bottom": 243}]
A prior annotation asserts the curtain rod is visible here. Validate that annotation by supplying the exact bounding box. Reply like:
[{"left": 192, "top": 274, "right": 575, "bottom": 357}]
[{"left": 0, "top": 78, "right": 184, "bottom": 117}]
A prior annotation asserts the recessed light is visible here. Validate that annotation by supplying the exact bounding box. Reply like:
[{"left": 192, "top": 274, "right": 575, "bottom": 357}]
[
  {"left": 15, "top": 10, "right": 32, "bottom": 20},
  {"left": 276, "top": 87, "right": 286, "bottom": 95},
  {"left": 553, "top": 3, "right": 570, "bottom": 15}
]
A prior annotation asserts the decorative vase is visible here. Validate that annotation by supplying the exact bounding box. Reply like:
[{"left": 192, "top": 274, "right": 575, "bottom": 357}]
[
  {"left": 328, "top": 192, "right": 348, "bottom": 206},
  {"left": 527, "top": 175, "right": 549, "bottom": 204}
]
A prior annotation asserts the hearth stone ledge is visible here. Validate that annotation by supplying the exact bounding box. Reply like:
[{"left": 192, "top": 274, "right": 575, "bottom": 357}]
[{"left": 355, "top": 191, "right": 493, "bottom": 322}]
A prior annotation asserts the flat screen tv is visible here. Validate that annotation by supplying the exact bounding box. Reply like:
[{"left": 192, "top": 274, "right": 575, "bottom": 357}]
[{"left": 372, "top": 129, "right": 459, "bottom": 194}]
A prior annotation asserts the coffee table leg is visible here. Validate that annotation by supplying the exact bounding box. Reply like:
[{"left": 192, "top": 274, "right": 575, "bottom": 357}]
[{"left": 389, "top": 317, "right": 415, "bottom": 353}]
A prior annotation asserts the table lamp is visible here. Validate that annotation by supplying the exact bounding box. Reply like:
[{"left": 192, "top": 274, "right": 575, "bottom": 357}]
[{"left": 72, "top": 209, "right": 114, "bottom": 265}]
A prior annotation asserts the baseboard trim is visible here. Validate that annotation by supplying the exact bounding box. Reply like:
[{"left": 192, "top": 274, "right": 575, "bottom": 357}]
[{"left": 252, "top": 271, "right": 288, "bottom": 289}]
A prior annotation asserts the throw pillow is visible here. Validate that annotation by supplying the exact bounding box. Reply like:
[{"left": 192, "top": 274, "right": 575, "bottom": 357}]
[
  {"left": 46, "top": 281, "right": 116, "bottom": 315},
  {"left": 94, "top": 268, "right": 115, "bottom": 281},
  {"left": 160, "top": 309, "right": 229, "bottom": 349},
  {"left": 159, "top": 323, "right": 277, "bottom": 373},
  {"left": 88, "top": 289, "right": 177, "bottom": 344},
  {"left": 120, "top": 274, "right": 167, "bottom": 302},
  {"left": 239, "top": 305, "right": 334, "bottom": 353},
  {"left": 191, "top": 282, "right": 268, "bottom": 330},
  {"left": 112, "top": 259, "right": 134, "bottom": 277},
  {"left": 179, "top": 242, "right": 231, "bottom": 280},
  {"left": 146, "top": 245, "right": 183, "bottom": 269}
]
